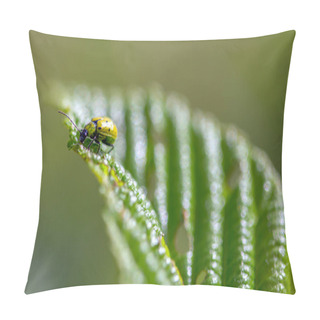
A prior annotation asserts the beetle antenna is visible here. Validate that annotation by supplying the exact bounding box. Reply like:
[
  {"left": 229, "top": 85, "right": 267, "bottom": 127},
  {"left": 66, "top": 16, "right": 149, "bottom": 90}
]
[{"left": 58, "top": 111, "right": 81, "bottom": 132}]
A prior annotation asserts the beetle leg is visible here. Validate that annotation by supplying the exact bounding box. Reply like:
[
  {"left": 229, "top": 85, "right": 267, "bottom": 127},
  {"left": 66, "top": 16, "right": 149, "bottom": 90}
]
[
  {"left": 87, "top": 134, "right": 99, "bottom": 151},
  {"left": 96, "top": 141, "right": 101, "bottom": 153},
  {"left": 107, "top": 144, "right": 114, "bottom": 154},
  {"left": 87, "top": 139, "right": 94, "bottom": 150}
]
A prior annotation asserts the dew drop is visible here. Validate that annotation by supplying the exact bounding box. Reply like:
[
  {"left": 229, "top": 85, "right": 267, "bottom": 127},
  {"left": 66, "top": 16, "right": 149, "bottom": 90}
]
[{"left": 264, "top": 181, "right": 271, "bottom": 192}]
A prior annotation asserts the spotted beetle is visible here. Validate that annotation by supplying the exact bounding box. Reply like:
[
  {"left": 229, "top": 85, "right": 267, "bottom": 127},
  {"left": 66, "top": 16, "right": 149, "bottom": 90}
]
[{"left": 58, "top": 111, "right": 117, "bottom": 153}]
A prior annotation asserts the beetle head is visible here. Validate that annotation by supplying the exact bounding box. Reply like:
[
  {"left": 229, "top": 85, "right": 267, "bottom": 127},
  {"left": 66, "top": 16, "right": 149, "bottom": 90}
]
[{"left": 79, "top": 129, "right": 88, "bottom": 143}]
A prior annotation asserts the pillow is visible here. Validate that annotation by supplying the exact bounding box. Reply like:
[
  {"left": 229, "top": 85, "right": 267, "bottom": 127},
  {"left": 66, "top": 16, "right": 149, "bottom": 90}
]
[{"left": 26, "top": 30, "right": 295, "bottom": 294}]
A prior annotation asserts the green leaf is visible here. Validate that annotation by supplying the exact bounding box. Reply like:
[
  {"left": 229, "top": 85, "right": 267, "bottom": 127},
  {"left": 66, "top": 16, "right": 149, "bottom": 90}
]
[{"left": 59, "top": 85, "right": 295, "bottom": 293}]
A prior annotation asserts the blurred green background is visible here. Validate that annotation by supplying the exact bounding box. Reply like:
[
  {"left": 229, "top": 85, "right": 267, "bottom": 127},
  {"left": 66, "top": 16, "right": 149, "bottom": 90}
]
[{"left": 26, "top": 30, "right": 295, "bottom": 293}]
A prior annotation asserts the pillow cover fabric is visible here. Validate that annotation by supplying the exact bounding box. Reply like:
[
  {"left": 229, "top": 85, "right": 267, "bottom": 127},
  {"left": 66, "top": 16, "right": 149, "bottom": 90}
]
[{"left": 26, "top": 30, "right": 295, "bottom": 294}]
